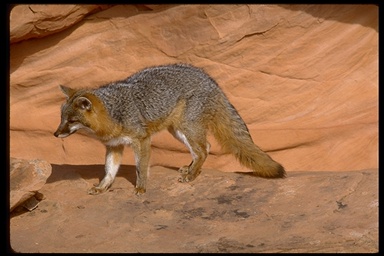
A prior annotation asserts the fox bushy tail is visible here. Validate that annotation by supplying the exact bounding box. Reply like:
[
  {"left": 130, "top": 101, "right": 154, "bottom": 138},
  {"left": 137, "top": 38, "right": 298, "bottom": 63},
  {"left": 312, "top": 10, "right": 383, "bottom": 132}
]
[{"left": 210, "top": 97, "right": 286, "bottom": 178}]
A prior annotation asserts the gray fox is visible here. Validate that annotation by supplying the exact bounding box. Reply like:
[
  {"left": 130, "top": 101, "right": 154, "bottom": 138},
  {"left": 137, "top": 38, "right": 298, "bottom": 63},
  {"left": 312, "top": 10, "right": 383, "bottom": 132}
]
[{"left": 54, "top": 63, "right": 285, "bottom": 195}]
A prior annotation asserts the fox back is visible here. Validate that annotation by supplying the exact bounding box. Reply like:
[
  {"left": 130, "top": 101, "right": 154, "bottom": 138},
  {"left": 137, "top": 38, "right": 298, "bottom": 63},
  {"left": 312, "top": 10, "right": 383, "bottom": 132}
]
[{"left": 93, "top": 64, "right": 223, "bottom": 129}]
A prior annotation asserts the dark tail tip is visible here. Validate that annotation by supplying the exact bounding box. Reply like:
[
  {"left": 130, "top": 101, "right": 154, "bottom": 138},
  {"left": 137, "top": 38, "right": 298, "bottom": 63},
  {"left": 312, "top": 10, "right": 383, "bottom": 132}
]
[
  {"left": 252, "top": 162, "right": 287, "bottom": 179},
  {"left": 276, "top": 164, "right": 287, "bottom": 178}
]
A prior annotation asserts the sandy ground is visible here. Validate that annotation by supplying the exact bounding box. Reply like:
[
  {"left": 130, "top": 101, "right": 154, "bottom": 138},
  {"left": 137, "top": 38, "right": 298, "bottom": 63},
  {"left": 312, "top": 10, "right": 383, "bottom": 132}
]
[{"left": 9, "top": 165, "right": 378, "bottom": 253}]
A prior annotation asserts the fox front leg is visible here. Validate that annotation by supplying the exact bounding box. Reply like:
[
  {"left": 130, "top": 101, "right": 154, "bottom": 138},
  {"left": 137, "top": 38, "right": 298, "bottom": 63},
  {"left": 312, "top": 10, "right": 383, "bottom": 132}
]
[
  {"left": 131, "top": 137, "right": 151, "bottom": 195},
  {"left": 88, "top": 145, "right": 124, "bottom": 195}
]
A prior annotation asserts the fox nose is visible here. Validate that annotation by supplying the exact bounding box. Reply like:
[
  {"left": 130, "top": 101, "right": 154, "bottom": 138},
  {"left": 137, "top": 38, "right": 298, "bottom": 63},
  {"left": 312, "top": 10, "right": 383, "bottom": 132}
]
[{"left": 54, "top": 124, "right": 64, "bottom": 137}]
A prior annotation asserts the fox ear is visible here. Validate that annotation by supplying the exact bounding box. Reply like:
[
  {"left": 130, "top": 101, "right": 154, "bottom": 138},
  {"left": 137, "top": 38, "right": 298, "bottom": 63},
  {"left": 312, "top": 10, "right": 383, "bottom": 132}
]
[
  {"left": 75, "top": 96, "right": 92, "bottom": 111},
  {"left": 59, "top": 85, "right": 77, "bottom": 98}
]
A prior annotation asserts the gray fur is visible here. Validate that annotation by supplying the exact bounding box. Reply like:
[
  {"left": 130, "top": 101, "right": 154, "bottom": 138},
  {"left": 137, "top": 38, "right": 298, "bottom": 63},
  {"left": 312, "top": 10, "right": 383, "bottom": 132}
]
[{"left": 93, "top": 63, "right": 221, "bottom": 127}]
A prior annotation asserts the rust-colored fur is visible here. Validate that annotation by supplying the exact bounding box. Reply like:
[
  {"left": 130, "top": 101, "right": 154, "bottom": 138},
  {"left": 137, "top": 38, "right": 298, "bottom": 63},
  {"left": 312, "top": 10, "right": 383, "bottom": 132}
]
[{"left": 209, "top": 97, "right": 285, "bottom": 178}]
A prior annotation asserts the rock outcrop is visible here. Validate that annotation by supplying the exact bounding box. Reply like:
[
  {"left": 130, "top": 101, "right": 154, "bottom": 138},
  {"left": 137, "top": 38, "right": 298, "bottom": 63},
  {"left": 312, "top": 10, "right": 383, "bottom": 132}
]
[
  {"left": 10, "top": 5, "right": 111, "bottom": 43},
  {"left": 10, "top": 4, "right": 378, "bottom": 172},
  {"left": 10, "top": 158, "right": 52, "bottom": 211}
]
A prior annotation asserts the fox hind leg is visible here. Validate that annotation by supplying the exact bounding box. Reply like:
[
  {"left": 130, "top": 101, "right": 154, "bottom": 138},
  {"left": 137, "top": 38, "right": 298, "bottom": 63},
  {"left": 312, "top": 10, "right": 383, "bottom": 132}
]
[{"left": 168, "top": 126, "right": 208, "bottom": 183}]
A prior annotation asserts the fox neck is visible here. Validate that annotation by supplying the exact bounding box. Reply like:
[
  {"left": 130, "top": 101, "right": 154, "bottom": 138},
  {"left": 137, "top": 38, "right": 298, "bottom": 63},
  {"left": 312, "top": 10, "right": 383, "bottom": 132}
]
[{"left": 82, "top": 93, "right": 127, "bottom": 142}]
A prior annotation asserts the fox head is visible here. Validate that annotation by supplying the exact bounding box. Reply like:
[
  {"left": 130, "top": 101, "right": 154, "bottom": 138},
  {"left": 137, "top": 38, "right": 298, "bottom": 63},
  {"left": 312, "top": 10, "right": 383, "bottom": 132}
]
[{"left": 54, "top": 85, "right": 94, "bottom": 138}]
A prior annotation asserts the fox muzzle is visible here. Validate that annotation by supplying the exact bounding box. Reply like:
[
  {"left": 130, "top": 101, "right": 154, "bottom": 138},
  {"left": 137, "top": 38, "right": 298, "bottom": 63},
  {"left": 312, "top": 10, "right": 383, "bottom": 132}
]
[{"left": 54, "top": 122, "right": 72, "bottom": 138}]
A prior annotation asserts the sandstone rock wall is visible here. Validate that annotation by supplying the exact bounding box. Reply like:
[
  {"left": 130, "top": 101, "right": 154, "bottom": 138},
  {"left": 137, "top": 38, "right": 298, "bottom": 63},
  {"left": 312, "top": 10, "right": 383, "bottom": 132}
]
[{"left": 9, "top": 4, "right": 378, "bottom": 172}]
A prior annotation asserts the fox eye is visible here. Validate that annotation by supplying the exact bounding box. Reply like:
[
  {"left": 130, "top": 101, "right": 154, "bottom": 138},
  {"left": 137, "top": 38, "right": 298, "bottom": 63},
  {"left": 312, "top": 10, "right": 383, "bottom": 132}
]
[{"left": 68, "top": 118, "right": 78, "bottom": 123}]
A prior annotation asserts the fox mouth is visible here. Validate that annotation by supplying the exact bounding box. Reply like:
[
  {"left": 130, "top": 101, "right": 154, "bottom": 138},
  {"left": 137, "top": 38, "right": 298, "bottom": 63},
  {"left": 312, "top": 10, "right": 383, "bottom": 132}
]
[
  {"left": 53, "top": 129, "right": 77, "bottom": 138},
  {"left": 54, "top": 132, "right": 69, "bottom": 138}
]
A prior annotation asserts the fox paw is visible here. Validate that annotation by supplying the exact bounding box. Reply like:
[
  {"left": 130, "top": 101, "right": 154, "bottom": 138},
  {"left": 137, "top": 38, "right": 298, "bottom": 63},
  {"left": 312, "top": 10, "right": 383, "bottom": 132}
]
[
  {"left": 178, "top": 173, "right": 197, "bottom": 183},
  {"left": 178, "top": 166, "right": 189, "bottom": 175},
  {"left": 178, "top": 166, "right": 192, "bottom": 183},
  {"left": 87, "top": 186, "right": 106, "bottom": 195},
  {"left": 134, "top": 187, "right": 146, "bottom": 195}
]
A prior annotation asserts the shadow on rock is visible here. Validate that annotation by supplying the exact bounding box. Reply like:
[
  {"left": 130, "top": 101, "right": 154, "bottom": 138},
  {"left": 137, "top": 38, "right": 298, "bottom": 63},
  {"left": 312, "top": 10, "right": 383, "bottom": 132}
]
[{"left": 48, "top": 164, "right": 137, "bottom": 186}]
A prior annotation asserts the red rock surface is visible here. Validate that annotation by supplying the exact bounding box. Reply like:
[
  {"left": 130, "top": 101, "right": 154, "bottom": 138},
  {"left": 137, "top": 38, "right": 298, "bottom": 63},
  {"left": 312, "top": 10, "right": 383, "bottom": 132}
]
[
  {"left": 10, "top": 166, "right": 378, "bottom": 253},
  {"left": 9, "top": 4, "right": 378, "bottom": 253},
  {"left": 10, "top": 4, "right": 378, "bottom": 172}
]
